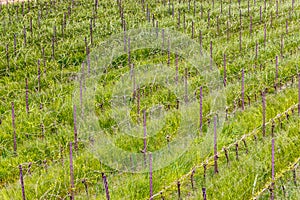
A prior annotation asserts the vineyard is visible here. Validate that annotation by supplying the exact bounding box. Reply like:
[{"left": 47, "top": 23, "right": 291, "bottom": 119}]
[{"left": 0, "top": 0, "right": 299, "bottom": 199}]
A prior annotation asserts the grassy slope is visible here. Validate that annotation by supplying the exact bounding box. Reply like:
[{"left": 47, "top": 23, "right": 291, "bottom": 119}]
[{"left": 0, "top": 0, "right": 299, "bottom": 199}]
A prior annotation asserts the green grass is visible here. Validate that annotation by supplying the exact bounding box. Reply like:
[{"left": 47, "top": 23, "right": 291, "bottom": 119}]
[{"left": 0, "top": 0, "right": 299, "bottom": 199}]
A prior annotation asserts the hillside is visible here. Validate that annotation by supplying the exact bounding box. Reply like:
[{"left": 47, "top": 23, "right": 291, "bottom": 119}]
[{"left": 0, "top": 0, "right": 299, "bottom": 199}]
